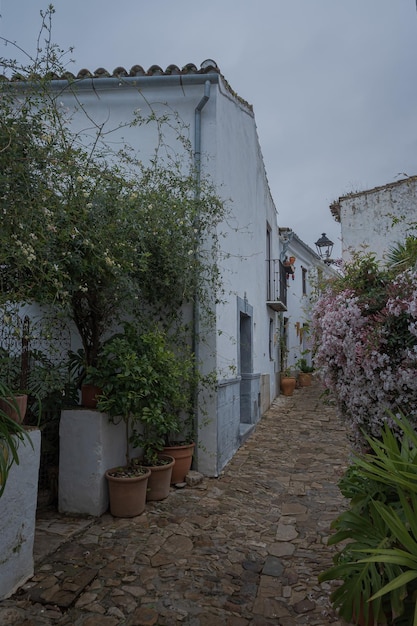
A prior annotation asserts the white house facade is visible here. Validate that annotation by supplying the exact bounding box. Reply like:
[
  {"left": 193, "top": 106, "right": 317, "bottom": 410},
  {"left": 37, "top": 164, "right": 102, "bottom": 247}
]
[
  {"left": 278, "top": 228, "right": 336, "bottom": 372},
  {"left": 41, "top": 61, "right": 285, "bottom": 476},
  {"left": 330, "top": 175, "right": 417, "bottom": 262}
]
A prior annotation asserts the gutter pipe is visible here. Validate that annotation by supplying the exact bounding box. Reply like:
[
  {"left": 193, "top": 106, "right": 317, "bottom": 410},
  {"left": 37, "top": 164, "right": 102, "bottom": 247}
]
[
  {"left": 9, "top": 73, "right": 220, "bottom": 93},
  {"left": 192, "top": 80, "right": 211, "bottom": 463},
  {"left": 194, "top": 80, "right": 211, "bottom": 191}
]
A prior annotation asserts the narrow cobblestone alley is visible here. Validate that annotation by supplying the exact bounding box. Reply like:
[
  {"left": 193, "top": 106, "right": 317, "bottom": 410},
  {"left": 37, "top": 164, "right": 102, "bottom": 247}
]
[{"left": 0, "top": 378, "right": 352, "bottom": 625}]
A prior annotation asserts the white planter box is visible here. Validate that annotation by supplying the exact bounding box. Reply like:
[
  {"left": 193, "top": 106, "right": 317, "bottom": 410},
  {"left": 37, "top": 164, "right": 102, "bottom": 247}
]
[
  {"left": 0, "top": 429, "right": 41, "bottom": 600},
  {"left": 59, "top": 410, "right": 126, "bottom": 516}
]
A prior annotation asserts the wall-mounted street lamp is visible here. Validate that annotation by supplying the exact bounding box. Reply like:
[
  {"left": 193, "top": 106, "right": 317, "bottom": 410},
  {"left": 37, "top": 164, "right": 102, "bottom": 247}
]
[{"left": 315, "top": 233, "right": 334, "bottom": 263}]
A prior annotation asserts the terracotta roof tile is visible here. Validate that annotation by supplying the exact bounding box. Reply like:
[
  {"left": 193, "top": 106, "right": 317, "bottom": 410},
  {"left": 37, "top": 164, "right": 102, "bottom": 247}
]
[
  {"left": 165, "top": 64, "right": 181, "bottom": 75},
  {"left": 113, "top": 66, "right": 129, "bottom": 77},
  {"left": 94, "top": 67, "right": 111, "bottom": 78},
  {"left": 5, "top": 60, "right": 220, "bottom": 82},
  {"left": 31, "top": 60, "right": 220, "bottom": 81},
  {"left": 147, "top": 64, "right": 164, "bottom": 76},
  {"left": 77, "top": 68, "right": 93, "bottom": 78},
  {"left": 181, "top": 63, "right": 198, "bottom": 74},
  {"left": 2, "top": 60, "right": 253, "bottom": 112},
  {"left": 129, "top": 64, "right": 146, "bottom": 76}
]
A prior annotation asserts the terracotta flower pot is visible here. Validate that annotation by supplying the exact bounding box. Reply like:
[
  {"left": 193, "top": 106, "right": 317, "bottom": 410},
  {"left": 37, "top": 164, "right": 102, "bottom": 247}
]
[
  {"left": 0, "top": 394, "right": 28, "bottom": 424},
  {"left": 162, "top": 442, "right": 195, "bottom": 484},
  {"left": 146, "top": 454, "right": 175, "bottom": 501},
  {"left": 298, "top": 372, "right": 312, "bottom": 387},
  {"left": 81, "top": 384, "right": 102, "bottom": 409},
  {"left": 280, "top": 377, "right": 296, "bottom": 396},
  {"left": 105, "top": 466, "right": 151, "bottom": 517}
]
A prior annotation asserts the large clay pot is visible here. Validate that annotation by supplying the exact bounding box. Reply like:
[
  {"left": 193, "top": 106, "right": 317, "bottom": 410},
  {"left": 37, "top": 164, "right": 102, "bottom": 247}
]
[
  {"left": 105, "top": 466, "right": 151, "bottom": 517},
  {"left": 146, "top": 454, "right": 175, "bottom": 501},
  {"left": 162, "top": 442, "right": 195, "bottom": 484},
  {"left": 81, "top": 384, "right": 102, "bottom": 409},
  {"left": 0, "top": 394, "right": 28, "bottom": 424},
  {"left": 280, "top": 377, "right": 296, "bottom": 397},
  {"left": 298, "top": 372, "right": 312, "bottom": 387}
]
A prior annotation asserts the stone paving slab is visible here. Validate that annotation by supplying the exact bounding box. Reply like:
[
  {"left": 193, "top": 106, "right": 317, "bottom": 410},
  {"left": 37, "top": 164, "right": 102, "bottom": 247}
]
[
  {"left": 34, "top": 515, "right": 95, "bottom": 563},
  {"left": 0, "top": 379, "right": 352, "bottom": 625},
  {"left": 26, "top": 566, "right": 98, "bottom": 608}
]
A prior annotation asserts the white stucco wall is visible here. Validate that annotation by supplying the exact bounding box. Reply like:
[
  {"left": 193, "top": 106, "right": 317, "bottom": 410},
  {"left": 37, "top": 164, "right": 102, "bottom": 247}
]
[
  {"left": 198, "top": 81, "right": 280, "bottom": 473},
  {"left": 283, "top": 234, "right": 336, "bottom": 371},
  {"left": 48, "top": 72, "right": 280, "bottom": 476},
  {"left": 213, "top": 86, "right": 279, "bottom": 382},
  {"left": 0, "top": 429, "right": 40, "bottom": 600},
  {"left": 337, "top": 176, "right": 417, "bottom": 262}
]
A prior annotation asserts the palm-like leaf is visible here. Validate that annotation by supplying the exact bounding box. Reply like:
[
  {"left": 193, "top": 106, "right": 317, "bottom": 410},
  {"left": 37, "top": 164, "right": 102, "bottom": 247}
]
[
  {"left": 320, "top": 413, "right": 417, "bottom": 623},
  {"left": 385, "top": 237, "right": 417, "bottom": 272}
]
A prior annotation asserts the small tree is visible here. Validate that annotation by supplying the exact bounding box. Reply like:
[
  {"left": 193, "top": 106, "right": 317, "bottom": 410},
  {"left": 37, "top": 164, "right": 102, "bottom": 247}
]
[
  {"left": 93, "top": 323, "right": 194, "bottom": 466},
  {"left": 0, "top": 7, "right": 227, "bottom": 375}
]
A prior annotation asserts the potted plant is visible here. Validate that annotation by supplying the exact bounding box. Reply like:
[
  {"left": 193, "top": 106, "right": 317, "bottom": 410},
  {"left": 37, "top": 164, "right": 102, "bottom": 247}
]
[
  {"left": 319, "top": 413, "right": 417, "bottom": 625},
  {"left": 162, "top": 439, "right": 196, "bottom": 485},
  {"left": 0, "top": 348, "right": 28, "bottom": 424},
  {"left": 0, "top": 393, "right": 28, "bottom": 425},
  {"left": 279, "top": 328, "right": 296, "bottom": 396},
  {"left": 280, "top": 367, "right": 297, "bottom": 396},
  {"left": 161, "top": 348, "right": 196, "bottom": 484},
  {"left": 0, "top": 381, "right": 32, "bottom": 497},
  {"left": 126, "top": 326, "right": 193, "bottom": 499},
  {"left": 91, "top": 327, "right": 155, "bottom": 517},
  {"left": 95, "top": 322, "right": 189, "bottom": 505},
  {"left": 295, "top": 357, "right": 314, "bottom": 387}
]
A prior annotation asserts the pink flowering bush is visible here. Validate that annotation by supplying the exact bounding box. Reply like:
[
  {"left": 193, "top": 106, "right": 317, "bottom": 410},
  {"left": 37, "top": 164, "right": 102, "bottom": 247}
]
[{"left": 312, "top": 252, "right": 417, "bottom": 446}]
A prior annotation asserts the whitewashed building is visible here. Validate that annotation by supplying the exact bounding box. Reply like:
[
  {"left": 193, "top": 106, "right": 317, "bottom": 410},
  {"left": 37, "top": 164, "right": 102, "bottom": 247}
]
[
  {"left": 45, "top": 60, "right": 286, "bottom": 476},
  {"left": 278, "top": 228, "right": 336, "bottom": 372},
  {"left": 330, "top": 175, "right": 417, "bottom": 262}
]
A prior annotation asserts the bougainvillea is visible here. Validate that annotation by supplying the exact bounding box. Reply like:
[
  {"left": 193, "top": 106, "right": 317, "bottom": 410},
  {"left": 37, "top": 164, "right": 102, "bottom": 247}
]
[{"left": 312, "top": 252, "right": 417, "bottom": 447}]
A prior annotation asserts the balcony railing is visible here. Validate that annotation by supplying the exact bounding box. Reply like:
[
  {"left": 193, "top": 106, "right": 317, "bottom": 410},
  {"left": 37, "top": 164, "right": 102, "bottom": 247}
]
[{"left": 266, "top": 259, "right": 287, "bottom": 311}]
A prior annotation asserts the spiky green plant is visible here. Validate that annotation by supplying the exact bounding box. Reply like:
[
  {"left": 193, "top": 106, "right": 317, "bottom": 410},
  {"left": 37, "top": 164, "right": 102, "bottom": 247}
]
[{"left": 319, "top": 413, "right": 417, "bottom": 625}]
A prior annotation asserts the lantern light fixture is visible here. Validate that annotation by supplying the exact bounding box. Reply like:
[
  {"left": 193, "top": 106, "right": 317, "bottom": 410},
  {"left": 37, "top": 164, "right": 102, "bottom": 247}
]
[{"left": 315, "top": 233, "right": 334, "bottom": 263}]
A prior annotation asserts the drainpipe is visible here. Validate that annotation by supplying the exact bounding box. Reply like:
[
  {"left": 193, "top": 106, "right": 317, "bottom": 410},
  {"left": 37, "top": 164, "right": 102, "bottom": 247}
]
[
  {"left": 194, "top": 80, "right": 211, "bottom": 191},
  {"left": 192, "top": 80, "right": 211, "bottom": 464}
]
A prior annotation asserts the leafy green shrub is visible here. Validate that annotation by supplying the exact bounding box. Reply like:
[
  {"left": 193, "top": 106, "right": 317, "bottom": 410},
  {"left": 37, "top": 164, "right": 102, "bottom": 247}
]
[
  {"left": 320, "top": 413, "right": 417, "bottom": 624},
  {"left": 94, "top": 323, "right": 193, "bottom": 466}
]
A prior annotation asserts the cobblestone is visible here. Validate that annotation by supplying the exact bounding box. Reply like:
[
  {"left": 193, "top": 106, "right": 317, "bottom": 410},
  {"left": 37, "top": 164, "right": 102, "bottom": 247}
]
[{"left": 0, "top": 378, "right": 352, "bottom": 624}]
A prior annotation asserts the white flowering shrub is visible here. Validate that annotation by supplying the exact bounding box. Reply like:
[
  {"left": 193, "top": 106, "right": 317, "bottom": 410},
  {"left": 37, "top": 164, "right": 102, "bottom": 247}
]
[{"left": 0, "top": 9, "right": 227, "bottom": 371}]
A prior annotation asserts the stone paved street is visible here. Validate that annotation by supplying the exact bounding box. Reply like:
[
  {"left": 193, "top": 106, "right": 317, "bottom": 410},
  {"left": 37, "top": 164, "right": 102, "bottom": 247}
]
[{"left": 1, "top": 379, "right": 352, "bottom": 625}]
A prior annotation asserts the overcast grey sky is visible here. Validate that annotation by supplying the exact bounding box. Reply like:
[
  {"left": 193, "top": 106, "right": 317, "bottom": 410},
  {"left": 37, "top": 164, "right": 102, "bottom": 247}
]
[{"left": 1, "top": 1, "right": 417, "bottom": 259}]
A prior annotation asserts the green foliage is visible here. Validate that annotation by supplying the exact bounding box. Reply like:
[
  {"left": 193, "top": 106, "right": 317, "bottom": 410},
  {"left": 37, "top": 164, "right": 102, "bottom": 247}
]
[
  {"left": 94, "top": 323, "right": 194, "bottom": 466},
  {"left": 319, "top": 414, "right": 417, "bottom": 624},
  {"left": 0, "top": 8, "right": 227, "bottom": 480},
  {"left": 330, "top": 251, "right": 390, "bottom": 314},
  {"left": 0, "top": 8, "right": 227, "bottom": 371},
  {"left": 295, "top": 357, "right": 314, "bottom": 373},
  {"left": 386, "top": 237, "right": 417, "bottom": 273}
]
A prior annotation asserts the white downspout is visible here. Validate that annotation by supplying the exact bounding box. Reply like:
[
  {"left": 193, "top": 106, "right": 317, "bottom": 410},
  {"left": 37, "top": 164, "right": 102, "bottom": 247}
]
[{"left": 192, "top": 80, "right": 211, "bottom": 467}]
